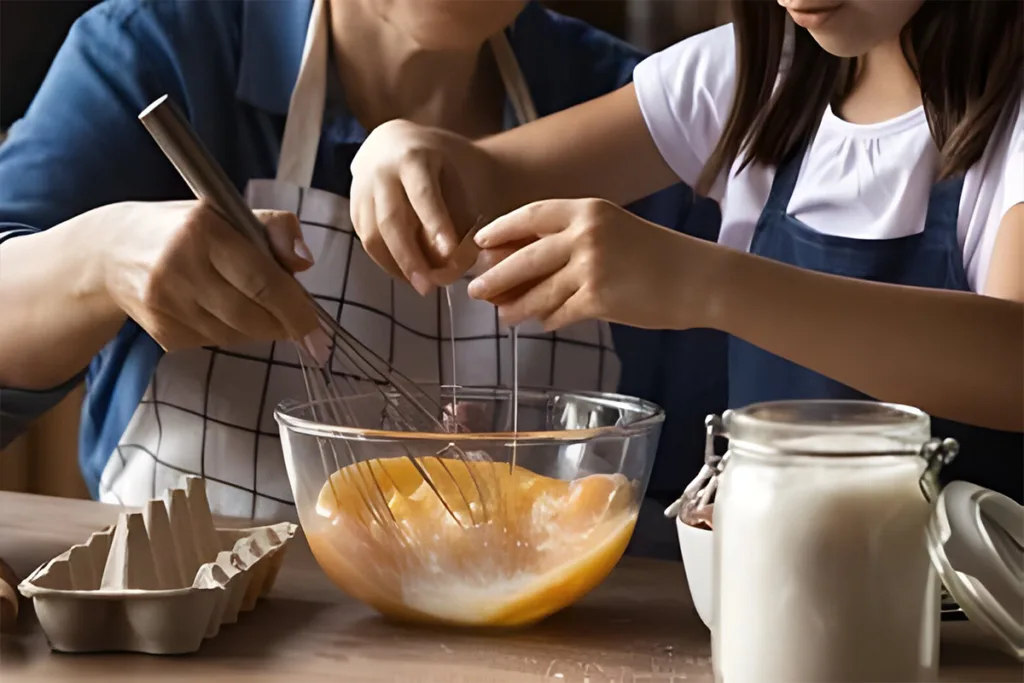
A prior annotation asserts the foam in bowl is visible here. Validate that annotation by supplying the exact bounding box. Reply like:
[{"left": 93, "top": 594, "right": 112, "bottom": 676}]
[{"left": 305, "top": 456, "right": 639, "bottom": 627}]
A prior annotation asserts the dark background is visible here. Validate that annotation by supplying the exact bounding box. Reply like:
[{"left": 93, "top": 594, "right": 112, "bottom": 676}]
[{"left": 0, "top": 0, "right": 630, "bottom": 130}]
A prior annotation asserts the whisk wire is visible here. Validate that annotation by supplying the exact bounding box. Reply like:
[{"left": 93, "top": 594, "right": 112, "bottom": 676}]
[
  {"left": 139, "top": 93, "right": 493, "bottom": 533},
  {"left": 297, "top": 349, "right": 399, "bottom": 533}
]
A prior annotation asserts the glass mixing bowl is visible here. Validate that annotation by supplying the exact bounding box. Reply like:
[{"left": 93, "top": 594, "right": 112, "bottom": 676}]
[{"left": 276, "top": 385, "right": 663, "bottom": 628}]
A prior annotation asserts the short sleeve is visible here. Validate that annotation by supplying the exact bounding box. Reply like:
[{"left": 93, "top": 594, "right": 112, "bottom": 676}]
[
  {"left": 963, "top": 93, "right": 1024, "bottom": 292},
  {"left": 632, "top": 24, "right": 737, "bottom": 192},
  {"left": 998, "top": 99, "right": 1024, "bottom": 218}
]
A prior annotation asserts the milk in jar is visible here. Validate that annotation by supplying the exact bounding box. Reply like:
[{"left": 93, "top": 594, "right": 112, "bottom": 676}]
[{"left": 710, "top": 401, "right": 950, "bottom": 683}]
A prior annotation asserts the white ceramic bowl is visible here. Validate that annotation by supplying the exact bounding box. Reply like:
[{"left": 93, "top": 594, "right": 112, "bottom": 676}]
[{"left": 675, "top": 516, "right": 713, "bottom": 629}]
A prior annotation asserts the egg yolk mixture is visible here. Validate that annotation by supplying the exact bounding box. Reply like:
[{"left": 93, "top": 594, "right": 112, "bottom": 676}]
[{"left": 305, "top": 457, "right": 637, "bottom": 627}]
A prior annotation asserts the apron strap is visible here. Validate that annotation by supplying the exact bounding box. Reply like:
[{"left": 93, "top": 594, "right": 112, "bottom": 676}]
[
  {"left": 763, "top": 141, "right": 808, "bottom": 215},
  {"left": 276, "top": 4, "right": 540, "bottom": 186},
  {"left": 922, "top": 174, "right": 965, "bottom": 237},
  {"left": 276, "top": 0, "right": 329, "bottom": 187},
  {"left": 489, "top": 33, "right": 538, "bottom": 125}
]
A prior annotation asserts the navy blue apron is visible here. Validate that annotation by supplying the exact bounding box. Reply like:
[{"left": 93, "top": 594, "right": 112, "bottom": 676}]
[
  {"left": 616, "top": 188, "right": 729, "bottom": 561},
  {"left": 729, "top": 144, "right": 1023, "bottom": 503}
]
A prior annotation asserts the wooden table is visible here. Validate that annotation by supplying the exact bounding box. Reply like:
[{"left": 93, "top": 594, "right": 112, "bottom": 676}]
[{"left": 0, "top": 491, "right": 1019, "bottom": 682}]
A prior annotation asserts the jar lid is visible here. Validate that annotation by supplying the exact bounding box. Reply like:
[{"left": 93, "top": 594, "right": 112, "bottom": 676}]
[{"left": 927, "top": 481, "right": 1024, "bottom": 660}]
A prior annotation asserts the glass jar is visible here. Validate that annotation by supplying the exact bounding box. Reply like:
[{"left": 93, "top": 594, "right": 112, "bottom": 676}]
[{"left": 708, "top": 401, "right": 956, "bottom": 683}]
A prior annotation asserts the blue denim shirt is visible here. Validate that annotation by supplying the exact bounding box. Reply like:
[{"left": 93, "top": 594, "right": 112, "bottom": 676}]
[{"left": 0, "top": 0, "right": 726, "bottom": 499}]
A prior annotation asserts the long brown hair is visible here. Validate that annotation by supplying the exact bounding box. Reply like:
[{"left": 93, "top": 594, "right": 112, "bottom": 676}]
[{"left": 697, "top": 0, "right": 1023, "bottom": 196}]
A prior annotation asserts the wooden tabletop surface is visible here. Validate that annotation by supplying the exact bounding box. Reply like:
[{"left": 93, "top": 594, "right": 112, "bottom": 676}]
[{"left": 0, "top": 491, "right": 1019, "bottom": 682}]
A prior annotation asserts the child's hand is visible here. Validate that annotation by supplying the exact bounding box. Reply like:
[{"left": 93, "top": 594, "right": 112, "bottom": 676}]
[
  {"left": 349, "top": 120, "right": 495, "bottom": 294},
  {"left": 466, "top": 198, "right": 719, "bottom": 331}
]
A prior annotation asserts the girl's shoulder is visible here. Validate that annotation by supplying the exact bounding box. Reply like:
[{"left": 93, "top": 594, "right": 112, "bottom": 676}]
[
  {"left": 962, "top": 91, "right": 1024, "bottom": 289},
  {"left": 631, "top": 24, "right": 739, "bottom": 190},
  {"left": 635, "top": 23, "right": 738, "bottom": 104},
  {"left": 968, "top": 91, "right": 1023, "bottom": 226}
]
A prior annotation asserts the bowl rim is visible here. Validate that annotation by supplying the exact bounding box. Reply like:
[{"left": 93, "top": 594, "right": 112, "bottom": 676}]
[{"left": 274, "top": 384, "right": 665, "bottom": 442}]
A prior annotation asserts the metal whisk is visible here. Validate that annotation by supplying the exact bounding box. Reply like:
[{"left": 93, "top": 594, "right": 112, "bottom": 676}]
[{"left": 139, "top": 94, "right": 495, "bottom": 529}]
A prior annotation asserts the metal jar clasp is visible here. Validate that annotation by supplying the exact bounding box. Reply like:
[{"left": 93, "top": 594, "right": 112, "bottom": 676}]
[
  {"left": 918, "top": 437, "right": 959, "bottom": 502},
  {"left": 664, "top": 413, "right": 731, "bottom": 519},
  {"left": 665, "top": 412, "right": 960, "bottom": 519}
]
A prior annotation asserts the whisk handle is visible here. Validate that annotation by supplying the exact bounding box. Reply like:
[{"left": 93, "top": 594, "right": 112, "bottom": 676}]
[
  {"left": 138, "top": 95, "right": 281, "bottom": 266},
  {"left": 137, "top": 96, "right": 454, "bottom": 431}
]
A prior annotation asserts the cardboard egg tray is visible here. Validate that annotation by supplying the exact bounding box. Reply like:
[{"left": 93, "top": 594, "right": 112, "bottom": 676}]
[{"left": 18, "top": 476, "right": 297, "bottom": 655}]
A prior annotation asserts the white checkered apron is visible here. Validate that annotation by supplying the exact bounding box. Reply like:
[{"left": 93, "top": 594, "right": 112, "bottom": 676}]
[{"left": 99, "top": 0, "right": 619, "bottom": 519}]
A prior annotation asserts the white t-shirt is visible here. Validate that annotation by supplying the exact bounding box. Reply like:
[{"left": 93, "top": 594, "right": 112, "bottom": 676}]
[{"left": 633, "top": 23, "right": 1024, "bottom": 293}]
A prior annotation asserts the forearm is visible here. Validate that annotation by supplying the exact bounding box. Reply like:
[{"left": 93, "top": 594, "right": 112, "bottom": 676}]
[
  {"left": 0, "top": 207, "right": 126, "bottom": 389},
  {"left": 477, "top": 85, "right": 679, "bottom": 216},
  {"left": 703, "top": 247, "right": 1024, "bottom": 431}
]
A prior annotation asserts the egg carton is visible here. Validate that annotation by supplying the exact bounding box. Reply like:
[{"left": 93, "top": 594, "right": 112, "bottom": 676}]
[{"left": 18, "top": 476, "right": 297, "bottom": 654}]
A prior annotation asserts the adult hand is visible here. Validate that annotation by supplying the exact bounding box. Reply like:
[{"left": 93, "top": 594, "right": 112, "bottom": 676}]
[
  {"left": 466, "top": 199, "right": 721, "bottom": 331},
  {"left": 101, "top": 199, "right": 320, "bottom": 351},
  {"left": 349, "top": 119, "right": 493, "bottom": 294}
]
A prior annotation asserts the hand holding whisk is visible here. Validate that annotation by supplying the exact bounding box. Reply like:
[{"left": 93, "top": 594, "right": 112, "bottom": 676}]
[{"left": 138, "top": 94, "right": 500, "bottom": 530}]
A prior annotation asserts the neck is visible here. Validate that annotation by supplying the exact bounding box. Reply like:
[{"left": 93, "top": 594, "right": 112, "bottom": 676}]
[
  {"left": 329, "top": 0, "right": 503, "bottom": 136},
  {"left": 838, "top": 37, "right": 922, "bottom": 125}
]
